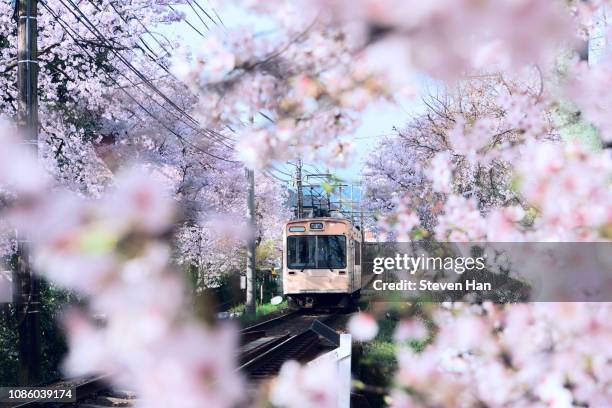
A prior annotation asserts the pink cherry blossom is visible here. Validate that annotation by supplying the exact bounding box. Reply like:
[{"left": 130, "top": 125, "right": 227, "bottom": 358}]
[
  {"left": 347, "top": 312, "right": 379, "bottom": 341},
  {"left": 428, "top": 152, "right": 453, "bottom": 194},
  {"left": 2, "top": 1, "right": 612, "bottom": 406},
  {"left": 434, "top": 195, "right": 487, "bottom": 242},
  {"left": 486, "top": 206, "right": 526, "bottom": 241},
  {"left": 316, "top": 0, "right": 574, "bottom": 79},
  {"left": 567, "top": 57, "right": 612, "bottom": 143},
  {"left": 106, "top": 167, "right": 175, "bottom": 235},
  {"left": 0, "top": 119, "right": 47, "bottom": 194},
  {"left": 393, "top": 318, "right": 428, "bottom": 343},
  {"left": 270, "top": 359, "right": 340, "bottom": 408}
]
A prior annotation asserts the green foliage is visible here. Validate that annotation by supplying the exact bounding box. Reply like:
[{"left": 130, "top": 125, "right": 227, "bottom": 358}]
[
  {"left": 0, "top": 305, "right": 19, "bottom": 386},
  {"left": 38, "top": 282, "right": 74, "bottom": 384},
  {"left": 232, "top": 300, "right": 288, "bottom": 325},
  {"left": 256, "top": 239, "right": 280, "bottom": 270},
  {"left": 255, "top": 300, "right": 287, "bottom": 316},
  {"left": 321, "top": 174, "right": 343, "bottom": 194},
  {"left": 552, "top": 100, "right": 602, "bottom": 151},
  {"left": 0, "top": 280, "right": 76, "bottom": 386},
  {"left": 358, "top": 317, "right": 432, "bottom": 383},
  {"left": 361, "top": 319, "right": 397, "bottom": 370}
]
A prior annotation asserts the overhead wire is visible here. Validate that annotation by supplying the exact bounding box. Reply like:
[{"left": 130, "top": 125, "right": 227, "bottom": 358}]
[
  {"left": 60, "top": 0, "right": 201, "bottom": 124},
  {"left": 186, "top": 0, "right": 210, "bottom": 31},
  {"left": 39, "top": 0, "right": 238, "bottom": 164},
  {"left": 263, "top": 169, "right": 292, "bottom": 184},
  {"left": 205, "top": 0, "right": 226, "bottom": 28},
  {"left": 106, "top": 2, "right": 172, "bottom": 66},
  {"left": 193, "top": 0, "right": 221, "bottom": 28},
  {"left": 56, "top": 0, "right": 237, "bottom": 150},
  {"left": 168, "top": 4, "right": 206, "bottom": 38}
]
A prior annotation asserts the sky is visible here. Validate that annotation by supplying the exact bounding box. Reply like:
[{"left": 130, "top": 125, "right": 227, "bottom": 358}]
[{"left": 160, "top": 3, "right": 425, "bottom": 184}]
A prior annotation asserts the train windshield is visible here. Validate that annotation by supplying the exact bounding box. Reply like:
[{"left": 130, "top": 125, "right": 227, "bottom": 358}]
[{"left": 287, "top": 235, "right": 346, "bottom": 269}]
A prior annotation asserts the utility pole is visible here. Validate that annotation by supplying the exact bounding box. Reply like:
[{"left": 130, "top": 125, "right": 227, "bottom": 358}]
[
  {"left": 350, "top": 184, "right": 354, "bottom": 225},
  {"left": 295, "top": 158, "right": 303, "bottom": 218},
  {"left": 15, "top": 0, "right": 41, "bottom": 385},
  {"left": 359, "top": 186, "right": 365, "bottom": 241},
  {"left": 245, "top": 168, "right": 256, "bottom": 315}
]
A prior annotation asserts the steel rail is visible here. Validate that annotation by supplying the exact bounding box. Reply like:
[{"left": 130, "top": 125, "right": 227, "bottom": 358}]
[{"left": 239, "top": 310, "right": 301, "bottom": 334}]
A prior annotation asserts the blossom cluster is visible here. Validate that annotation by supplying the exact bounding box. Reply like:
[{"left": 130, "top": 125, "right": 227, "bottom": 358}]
[
  {"left": 317, "top": 0, "right": 574, "bottom": 79},
  {"left": 390, "top": 302, "right": 612, "bottom": 407},
  {"left": 2, "top": 0, "right": 612, "bottom": 407},
  {"left": 171, "top": 7, "right": 388, "bottom": 168},
  {"left": 0, "top": 124, "right": 244, "bottom": 408}
]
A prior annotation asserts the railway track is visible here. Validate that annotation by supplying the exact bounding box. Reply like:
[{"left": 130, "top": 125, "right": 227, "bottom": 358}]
[
  {"left": 8, "top": 310, "right": 341, "bottom": 407},
  {"left": 240, "top": 310, "right": 301, "bottom": 333},
  {"left": 238, "top": 309, "right": 301, "bottom": 344},
  {"left": 238, "top": 313, "right": 341, "bottom": 381},
  {"left": 240, "top": 329, "right": 322, "bottom": 379}
]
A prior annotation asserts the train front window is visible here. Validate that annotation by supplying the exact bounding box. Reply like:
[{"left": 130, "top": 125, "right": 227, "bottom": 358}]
[
  {"left": 315, "top": 236, "right": 346, "bottom": 269},
  {"left": 287, "top": 236, "right": 316, "bottom": 269},
  {"left": 287, "top": 235, "right": 346, "bottom": 269}
]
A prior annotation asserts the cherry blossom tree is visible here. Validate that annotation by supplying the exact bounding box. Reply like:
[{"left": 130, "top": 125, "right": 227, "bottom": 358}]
[
  {"left": 350, "top": 2, "right": 612, "bottom": 406},
  {"left": 2, "top": 0, "right": 612, "bottom": 407},
  {"left": 363, "top": 72, "right": 554, "bottom": 237},
  {"left": 0, "top": 0, "right": 289, "bottom": 290},
  {"left": 170, "top": 3, "right": 390, "bottom": 169},
  {"left": 211, "top": 1, "right": 610, "bottom": 406},
  {"left": 1, "top": 123, "right": 245, "bottom": 407},
  {"left": 174, "top": 162, "right": 289, "bottom": 288},
  {"left": 0, "top": 0, "right": 191, "bottom": 187}
]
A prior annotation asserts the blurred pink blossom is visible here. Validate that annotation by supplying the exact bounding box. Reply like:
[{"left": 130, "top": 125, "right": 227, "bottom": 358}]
[
  {"left": 434, "top": 195, "right": 486, "bottom": 241},
  {"left": 567, "top": 58, "right": 612, "bottom": 143},
  {"left": 106, "top": 167, "right": 175, "bottom": 235},
  {"left": 0, "top": 119, "right": 46, "bottom": 194},
  {"left": 428, "top": 151, "right": 453, "bottom": 194},
  {"left": 347, "top": 312, "right": 379, "bottom": 341},
  {"left": 319, "top": 0, "right": 574, "bottom": 79},
  {"left": 486, "top": 206, "right": 526, "bottom": 241},
  {"left": 393, "top": 318, "right": 428, "bottom": 342},
  {"left": 447, "top": 118, "right": 496, "bottom": 163},
  {"left": 270, "top": 359, "right": 340, "bottom": 408}
]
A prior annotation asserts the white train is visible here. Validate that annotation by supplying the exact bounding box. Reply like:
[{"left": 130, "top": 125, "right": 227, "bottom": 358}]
[{"left": 282, "top": 218, "right": 362, "bottom": 309}]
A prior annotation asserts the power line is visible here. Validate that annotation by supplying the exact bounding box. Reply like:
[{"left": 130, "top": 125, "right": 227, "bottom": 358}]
[
  {"left": 39, "top": 0, "right": 237, "bottom": 164},
  {"left": 271, "top": 163, "right": 293, "bottom": 177},
  {"left": 186, "top": 0, "right": 210, "bottom": 31},
  {"left": 105, "top": 1, "right": 174, "bottom": 76},
  {"left": 206, "top": 0, "right": 226, "bottom": 27},
  {"left": 263, "top": 169, "right": 291, "bottom": 183},
  {"left": 58, "top": 0, "right": 187, "bottom": 113},
  {"left": 51, "top": 0, "right": 237, "bottom": 152},
  {"left": 56, "top": 0, "right": 235, "bottom": 149},
  {"left": 193, "top": 0, "right": 221, "bottom": 28},
  {"left": 168, "top": 4, "right": 206, "bottom": 38}
]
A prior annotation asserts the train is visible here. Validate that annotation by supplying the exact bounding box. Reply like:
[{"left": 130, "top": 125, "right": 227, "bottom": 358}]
[{"left": 282, "top": 217, "right": 362, "bottom": 309}]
